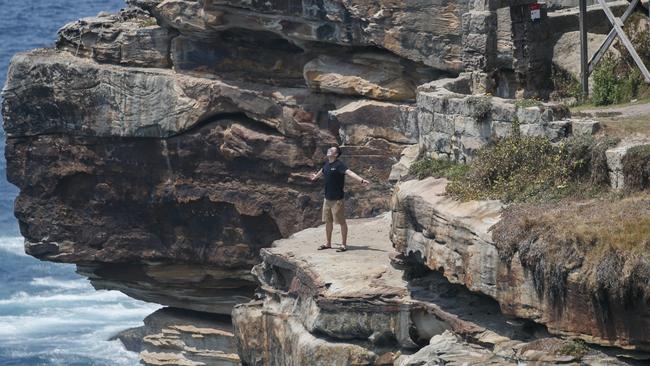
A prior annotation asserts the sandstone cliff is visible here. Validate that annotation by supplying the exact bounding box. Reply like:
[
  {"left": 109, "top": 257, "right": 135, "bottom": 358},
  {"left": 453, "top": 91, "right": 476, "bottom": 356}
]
[
  {"left": 390, "top": 178, "right": 650, "bottom": 352},
  {"left": 3, "top": 0, "right": 649, "bottom": 365},
  {"left": 233, "top": 214, "right": 634, "bottom": 365},
  {"left": 2, "top": 1, "right": 420, "bottom": 312}
]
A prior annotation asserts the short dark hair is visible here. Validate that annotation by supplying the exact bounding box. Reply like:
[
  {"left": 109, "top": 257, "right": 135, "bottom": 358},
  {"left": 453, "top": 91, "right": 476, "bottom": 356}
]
[{"left": 333, "top": 146, "right": 342, "bottom": 157}]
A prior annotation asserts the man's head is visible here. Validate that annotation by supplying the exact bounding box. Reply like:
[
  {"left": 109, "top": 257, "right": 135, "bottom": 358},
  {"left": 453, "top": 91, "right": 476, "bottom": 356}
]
[{"left": 326, "top": 146, "right": 341, "bottom": 160}]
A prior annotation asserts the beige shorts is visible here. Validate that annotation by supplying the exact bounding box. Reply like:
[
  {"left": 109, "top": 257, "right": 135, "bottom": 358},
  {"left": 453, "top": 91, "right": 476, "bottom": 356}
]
[{"left": 322, "top": 199, "right": 346, "bottom": 224}]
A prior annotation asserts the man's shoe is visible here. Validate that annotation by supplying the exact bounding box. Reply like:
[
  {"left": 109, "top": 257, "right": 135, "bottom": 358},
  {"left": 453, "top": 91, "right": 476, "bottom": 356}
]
[{"left": 317, "top": 244, "right": 332, "bottom": 250}]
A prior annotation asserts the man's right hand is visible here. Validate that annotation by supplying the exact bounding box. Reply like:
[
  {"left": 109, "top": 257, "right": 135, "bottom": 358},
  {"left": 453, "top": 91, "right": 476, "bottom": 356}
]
[{"left": 310, "top": 173, "right": 318, "bottom": 181}]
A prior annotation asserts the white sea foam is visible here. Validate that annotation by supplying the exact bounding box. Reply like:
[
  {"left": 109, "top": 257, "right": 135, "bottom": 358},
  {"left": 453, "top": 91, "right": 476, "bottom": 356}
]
[
  {"left": 0, "top": 289, "right": 131, "bottom": 305},
  {"left": 0, "top": 315, "right": 103, "bottom": 337},
  {"left": 0, "top": 236, "right": 25, "bottom": 255},
  {"left": 30, "top": 276, "right": 89, "bottom": 290},
  {"left": 3, "top": 337, "right": 142, "bottom": 366},
  {"left": 0, "top": 303, "right": 157, "bottom": 337}
]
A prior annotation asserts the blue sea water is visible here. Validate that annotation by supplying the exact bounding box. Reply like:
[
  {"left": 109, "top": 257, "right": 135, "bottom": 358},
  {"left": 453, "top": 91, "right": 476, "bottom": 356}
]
[{"left": 0, "top": 1, "right": 161, "bottom": 365}]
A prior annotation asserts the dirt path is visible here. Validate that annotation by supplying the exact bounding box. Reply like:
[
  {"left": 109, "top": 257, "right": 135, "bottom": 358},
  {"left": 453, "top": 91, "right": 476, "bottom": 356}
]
[
  {"left": 573, "top": 101, "right": 650, "bottom": 138},
  {"left": 579, "top": 101, "right": 650, "bottom": 118}
]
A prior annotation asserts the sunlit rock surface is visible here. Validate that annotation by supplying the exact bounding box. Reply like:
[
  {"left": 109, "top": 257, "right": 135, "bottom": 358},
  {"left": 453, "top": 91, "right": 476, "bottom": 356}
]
[
  {"left": 390, "top": 177, "right": 650, "bottom": 351},
  {"left": 232, "top": 214, "right": 630, "bottom": 365}
]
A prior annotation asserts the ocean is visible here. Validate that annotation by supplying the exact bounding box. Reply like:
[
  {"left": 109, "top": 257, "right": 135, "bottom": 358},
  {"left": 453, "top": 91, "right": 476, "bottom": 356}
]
[{"left": 0, "top": 1, "right": 161, "bottom": 365}]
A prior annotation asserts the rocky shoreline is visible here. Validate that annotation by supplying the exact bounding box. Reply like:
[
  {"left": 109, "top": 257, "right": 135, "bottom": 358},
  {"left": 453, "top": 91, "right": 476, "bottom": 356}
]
[{"left": 2, "top": 0, "right": 650, "bottom": 364}]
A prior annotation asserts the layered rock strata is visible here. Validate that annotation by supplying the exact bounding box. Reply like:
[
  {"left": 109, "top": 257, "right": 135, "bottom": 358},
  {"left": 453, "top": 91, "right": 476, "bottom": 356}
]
[
  {"left": 390, "top": 177, "right": 650, "bottom": 351},
  {"left": 232, "top": 214, "right": 631, "bottom": 365},
  {"left": 56, "top": 6, "right": 175, "bottom": 68},
  {"left": 116, "top": 307, "right": 241, "bottom": 366},
  {"left": 131, "top": 0, "right": 474, "bottom": 72},
  {"left": 78, "top": 263, "right": 257, "bottom": 314},
  {"left": 2, "top": 0, "right": 583, "bottom": 304},
  {"left": 415, "top": 74, "right": 573, "bottom": 162},
  {"left": 2, "top": 10, "right": 409, "bottom": 309},
  {"left": 3, "top": 0, "right": 646, "bottom": 364}
]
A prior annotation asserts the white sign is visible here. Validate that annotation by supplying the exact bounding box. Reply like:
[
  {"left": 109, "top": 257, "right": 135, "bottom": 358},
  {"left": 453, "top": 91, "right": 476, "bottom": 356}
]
[
  {"left": 530, "top": 3, "right": 541, "bottom": 21},
  {"left": 531, "top": 8, "right": 541, "bottom": 20}
]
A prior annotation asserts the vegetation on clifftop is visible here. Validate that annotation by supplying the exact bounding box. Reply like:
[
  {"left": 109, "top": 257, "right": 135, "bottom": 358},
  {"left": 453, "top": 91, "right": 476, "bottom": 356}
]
[
  {"left": 590, "top": 13, "right": 650, "bottom": 106},
  {"left": 410, "top": 126, "right": 649, "bottom": 306},
  {"left": 491, "top": 194, "right": 650, "bottom": 306},
  {"left": 622, "top": 144, "right": 650, "bottom": 191},
  {"left": 409, "top": 134, "right": 618, "bottom": 203},
  {"left": 408, "top": 157, "right": 469, "bottom": 181}
]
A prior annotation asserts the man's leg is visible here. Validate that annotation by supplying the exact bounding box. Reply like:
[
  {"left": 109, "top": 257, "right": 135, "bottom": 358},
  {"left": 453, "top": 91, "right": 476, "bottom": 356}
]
[
  {"left": 340, "top": 221, "right": 348, "bottom": 247},
  {"left": 326, "top": 222, "right": 333, "bottom": 246},
  {"left": 333, "top": 200, "right": 347, "bottom": 250},
  {"left": 319, "top": 199, "right": 333, "bottom": 249}
]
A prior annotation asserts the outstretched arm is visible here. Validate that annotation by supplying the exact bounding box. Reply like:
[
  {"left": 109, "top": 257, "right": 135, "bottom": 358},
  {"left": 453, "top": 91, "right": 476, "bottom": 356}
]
[
  {"left": 310, "top": 168, "right": 323, "bottom": 181},
  {"left": 345, "top": 169, "right": 370, "bottom": 185}
]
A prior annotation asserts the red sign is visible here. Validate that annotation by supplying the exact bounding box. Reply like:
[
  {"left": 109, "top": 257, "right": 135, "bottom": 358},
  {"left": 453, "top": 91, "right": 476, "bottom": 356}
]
[{"left": 530, "top": 2, "right": 541, "bottom": 21}]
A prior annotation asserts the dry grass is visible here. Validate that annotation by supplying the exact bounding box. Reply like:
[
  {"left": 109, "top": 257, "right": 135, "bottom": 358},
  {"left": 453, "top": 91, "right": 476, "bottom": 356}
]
[
  {"left": 445, "top": 135, "right": 617, "bottom": 203},
  {"left": 600, "top": 116, "right": 650, "bottom": 138},
  {"left": 492, "top": 193, "right": 650, "bottom": 305}
]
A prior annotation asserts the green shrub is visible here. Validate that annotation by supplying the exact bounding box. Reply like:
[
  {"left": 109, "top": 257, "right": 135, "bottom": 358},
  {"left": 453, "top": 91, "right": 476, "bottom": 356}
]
[
  {"left": 591, "top": 56, "right": 622, "bottom": 106},
  {"left": 515, "top": 98, "right": 542, "bottom": 108},
  {"left": 557, "top": 339, "right": 589, "bottom": 358},
  {"left": 564, "top": 135, "right": 619, "bottom": 185},
  {"left": 592, "top": 17, "right": 648, "bottom": 106},
  {"left": 139, "top": 18, "right": 158, "bottom": 27},
  {"left": 408, "top": 157, "right": 469, "bottom": 180},
  {"left": 445, "top": 135, "right": 617, "bottom": 203},
  {"left": 551, "top": 65, "right": 583, "bottom": 103},
  {"left": 466, "top": 96, "right": 492, "bottom": 120},
  {"left": 446, "top": 136, "right": 569, "bottom": 202},
  {"left": 618, "top": 69, "right": 643, "bottom": 102}
]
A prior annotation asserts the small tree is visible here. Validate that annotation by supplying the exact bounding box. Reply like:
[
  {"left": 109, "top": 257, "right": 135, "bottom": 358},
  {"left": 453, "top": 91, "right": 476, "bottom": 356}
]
[{"left": 591, "top": 56, "right": 621, "bottom": 106}]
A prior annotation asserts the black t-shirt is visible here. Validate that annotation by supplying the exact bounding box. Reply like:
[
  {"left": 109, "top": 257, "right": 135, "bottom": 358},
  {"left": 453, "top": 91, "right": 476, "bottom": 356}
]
[{"left": 323, "top": 159, "right": 347, "bottom": 200}]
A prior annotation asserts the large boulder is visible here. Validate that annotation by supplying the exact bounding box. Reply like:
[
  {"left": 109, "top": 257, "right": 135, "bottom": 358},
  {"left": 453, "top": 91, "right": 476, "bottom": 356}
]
[{"left": 57, "top": 7, "right": 175, "bottom": 68}]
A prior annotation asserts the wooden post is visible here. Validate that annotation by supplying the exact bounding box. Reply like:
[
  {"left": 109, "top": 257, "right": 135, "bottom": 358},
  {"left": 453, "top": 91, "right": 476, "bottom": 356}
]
[
  {"left": 597, "top": 0, "right": 650, "bottom": 82},
  {"left": 588, "top": 0, "right": 639, "bottom": 75},
  {"left": 579, "top": 0, "right": 589, "bottom": 97}
]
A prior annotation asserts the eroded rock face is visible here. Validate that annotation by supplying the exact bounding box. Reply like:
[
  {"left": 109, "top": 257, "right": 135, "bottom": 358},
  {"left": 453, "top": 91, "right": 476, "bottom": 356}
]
[
  {"left": 3, "top": 50, "right": 340, "bottom": 139},
  {"left": 395, "top": 330, "right": 623, "bottom": 366},
  {"left": 134, "top": 0, "right": 473, "bottom": 72},
  {"left": 232, "top": 215, "right": 413, "bottom": 366},
  {"left": 171, "top": 30, "right": 310, "bottom": 87},
  {"left": 303, "top": 53, "right": 440, "bottom": 102},
  {"left": 6, "top": 0, "right": 644, "bottom": 363},
  {"left": 3, "top": 47, "right": 399, "bottom": 313},
  {"left": 330, "top": 100, "right": 418, "bottom": 146},
  {"left": 57, "top": 7, "right": 175, "bottom": 68},
  {"left": 116, "top": 307, "right": 241, "bottom": 366},
  {"left": 79, "top": 263, "right": 257, "bottom": 314},
  {"left": 390, "top": 178, "right": 650, "bottom": 351},
  {"left": 232, "top": 214, "right": 631, "bottom": 365}
]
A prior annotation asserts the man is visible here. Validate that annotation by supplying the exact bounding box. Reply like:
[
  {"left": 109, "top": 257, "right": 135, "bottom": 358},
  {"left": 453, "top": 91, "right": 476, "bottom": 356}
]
[{"left": 310, "top": 146, "right": 369, "bottom": 252}]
